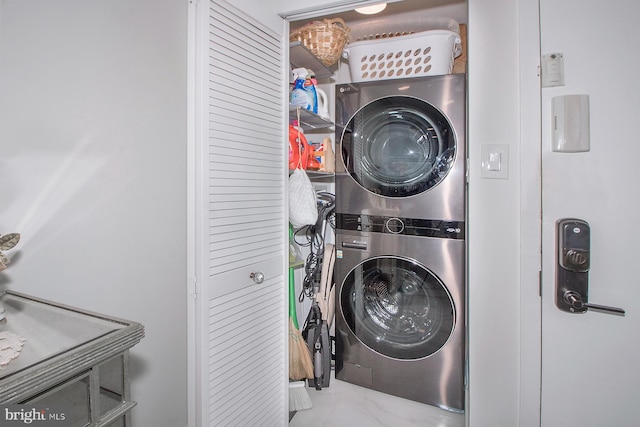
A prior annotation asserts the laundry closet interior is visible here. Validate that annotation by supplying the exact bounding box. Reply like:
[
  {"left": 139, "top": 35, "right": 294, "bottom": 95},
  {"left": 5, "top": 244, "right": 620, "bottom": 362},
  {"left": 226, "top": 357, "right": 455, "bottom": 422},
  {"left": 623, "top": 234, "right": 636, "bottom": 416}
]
[{"left": 286, "top": 0, "right": 468, "bottom": 424}]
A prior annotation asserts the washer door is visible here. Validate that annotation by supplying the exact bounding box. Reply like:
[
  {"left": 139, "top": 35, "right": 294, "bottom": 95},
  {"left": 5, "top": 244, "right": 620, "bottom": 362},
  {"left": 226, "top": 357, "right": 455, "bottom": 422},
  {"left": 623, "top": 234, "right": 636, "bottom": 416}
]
[
  {"left": 341, "top": 96, "right": 456, "bottom": 197},
  {"left": 340, "top": 256, "right": 455, "bottom": 360}
]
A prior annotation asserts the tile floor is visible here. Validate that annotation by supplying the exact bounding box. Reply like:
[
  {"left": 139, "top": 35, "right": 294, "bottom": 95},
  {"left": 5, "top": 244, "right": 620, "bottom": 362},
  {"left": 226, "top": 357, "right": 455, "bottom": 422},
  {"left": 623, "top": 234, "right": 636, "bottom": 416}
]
[{"left": 289, "top": 370, "right": 465, "bottom": 427}]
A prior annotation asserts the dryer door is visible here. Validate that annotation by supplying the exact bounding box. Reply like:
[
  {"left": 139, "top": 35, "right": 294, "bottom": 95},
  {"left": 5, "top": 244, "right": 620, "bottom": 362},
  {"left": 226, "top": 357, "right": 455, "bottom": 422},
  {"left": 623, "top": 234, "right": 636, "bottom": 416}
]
[
  {"left": 341, "top": 96, "right": 455, "bottom": 197},
  {"left": 340, "top": 255, "right": 455, "bottom": 359}
]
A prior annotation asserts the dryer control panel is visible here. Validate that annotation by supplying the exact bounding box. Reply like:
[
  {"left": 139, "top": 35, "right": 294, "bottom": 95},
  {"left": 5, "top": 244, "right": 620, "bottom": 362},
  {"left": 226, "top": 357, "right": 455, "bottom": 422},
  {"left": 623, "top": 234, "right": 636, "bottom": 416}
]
[{"left": 336, "top": 213, "right": 465, "bottom": 240}]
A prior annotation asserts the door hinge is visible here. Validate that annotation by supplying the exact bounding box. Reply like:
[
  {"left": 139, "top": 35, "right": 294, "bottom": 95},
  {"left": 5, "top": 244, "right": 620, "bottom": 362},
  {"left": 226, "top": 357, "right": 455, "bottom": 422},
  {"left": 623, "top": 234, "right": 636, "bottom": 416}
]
[{"left": 189, "top": 276, "right": 200, "bottom": 299}]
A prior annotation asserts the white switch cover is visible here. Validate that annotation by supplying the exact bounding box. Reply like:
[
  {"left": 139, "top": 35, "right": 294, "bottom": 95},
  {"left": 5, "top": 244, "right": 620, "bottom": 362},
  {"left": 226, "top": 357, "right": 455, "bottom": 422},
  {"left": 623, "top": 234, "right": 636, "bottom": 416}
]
[{"left": 481, "top": 144, "right": 509, "bottom": 179}]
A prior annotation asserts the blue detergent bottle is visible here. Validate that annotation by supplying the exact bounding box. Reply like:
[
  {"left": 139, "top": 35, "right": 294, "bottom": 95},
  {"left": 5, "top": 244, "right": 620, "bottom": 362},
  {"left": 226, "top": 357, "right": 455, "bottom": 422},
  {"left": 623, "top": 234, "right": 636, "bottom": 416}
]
[
  {"left": 290, "top": 68, "right": 318, "bottom": 113},
  {"left": 290, "top": 78, "right": 310, "bottom": 109}
]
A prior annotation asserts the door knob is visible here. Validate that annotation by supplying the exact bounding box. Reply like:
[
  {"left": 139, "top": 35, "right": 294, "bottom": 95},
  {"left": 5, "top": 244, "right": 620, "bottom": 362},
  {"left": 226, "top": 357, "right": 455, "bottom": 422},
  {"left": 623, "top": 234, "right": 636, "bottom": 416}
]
[
  {"left": 250, "top": 271, "right": 265, "bottom": 284},
  {"left": 563, "top": 290, "right": 625, "bottom": 315}
]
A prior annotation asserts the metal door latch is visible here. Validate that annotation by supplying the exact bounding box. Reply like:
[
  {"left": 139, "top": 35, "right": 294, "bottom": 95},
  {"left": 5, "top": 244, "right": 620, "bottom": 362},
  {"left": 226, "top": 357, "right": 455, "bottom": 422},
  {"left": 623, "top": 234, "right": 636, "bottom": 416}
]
[
  {"left": 563, "top": 290, "right": 625, "bottom": 315},
  {"left": 555, "top": 219, "right": 625, "bottom": 316}
]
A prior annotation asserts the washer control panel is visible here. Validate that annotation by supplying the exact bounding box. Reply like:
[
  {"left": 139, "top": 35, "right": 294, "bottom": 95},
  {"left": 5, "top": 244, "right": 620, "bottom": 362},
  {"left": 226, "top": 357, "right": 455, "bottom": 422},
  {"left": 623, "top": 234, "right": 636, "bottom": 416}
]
[
  {"left": 385, "top": 217, "right": 405, "bottom": 234},
  {"left": 336, "top": 214, "right": 465, "bottom": 240}
]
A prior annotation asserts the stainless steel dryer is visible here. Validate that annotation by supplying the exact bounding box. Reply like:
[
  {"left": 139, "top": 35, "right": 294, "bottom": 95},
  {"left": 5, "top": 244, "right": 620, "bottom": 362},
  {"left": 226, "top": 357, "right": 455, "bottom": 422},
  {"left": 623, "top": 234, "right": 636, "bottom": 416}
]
[
  {"left": 334, "top": 218, "right": 465, "bottom": 411},
  {"left": 335, "top": 74, "right": 466, "bottom": 222}
]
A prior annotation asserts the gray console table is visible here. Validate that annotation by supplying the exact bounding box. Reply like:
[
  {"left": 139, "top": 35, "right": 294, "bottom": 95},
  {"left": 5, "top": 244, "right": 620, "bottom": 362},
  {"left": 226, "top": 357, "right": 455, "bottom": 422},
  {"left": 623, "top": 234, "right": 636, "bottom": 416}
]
[{"left": 0, "top": 291, "right": 144, "bottom": 426}]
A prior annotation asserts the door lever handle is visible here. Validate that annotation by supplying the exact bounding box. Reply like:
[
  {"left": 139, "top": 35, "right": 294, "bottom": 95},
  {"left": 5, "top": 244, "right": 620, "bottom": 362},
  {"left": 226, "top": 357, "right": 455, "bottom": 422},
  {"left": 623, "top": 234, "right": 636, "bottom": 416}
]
[{"left": 563, "top": 290, "right": 625, "bottom": 316}]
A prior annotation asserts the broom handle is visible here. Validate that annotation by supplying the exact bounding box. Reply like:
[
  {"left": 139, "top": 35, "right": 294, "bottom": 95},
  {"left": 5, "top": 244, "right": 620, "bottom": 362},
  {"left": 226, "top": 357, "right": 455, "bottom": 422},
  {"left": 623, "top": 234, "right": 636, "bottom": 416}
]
[
  {"left": 289, "top": 266, "right": 299, "bottom": 329},
  {"left": 288, "top": 225, "right": 299, "bottom": 329}
]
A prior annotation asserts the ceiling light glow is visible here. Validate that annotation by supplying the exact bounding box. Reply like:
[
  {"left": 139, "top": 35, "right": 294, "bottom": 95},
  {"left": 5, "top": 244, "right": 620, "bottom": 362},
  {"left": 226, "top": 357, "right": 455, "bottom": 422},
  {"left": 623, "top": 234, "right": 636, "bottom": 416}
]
[{"left": 355, "top": 3, "right": 387, "bottom": 15}]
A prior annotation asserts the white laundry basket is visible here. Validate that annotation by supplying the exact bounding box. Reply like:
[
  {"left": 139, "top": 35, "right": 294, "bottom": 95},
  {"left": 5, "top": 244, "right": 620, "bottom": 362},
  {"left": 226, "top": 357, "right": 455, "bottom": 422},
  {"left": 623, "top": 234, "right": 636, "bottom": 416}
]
[{"left": 344, "top": 29, "right": 462, "bottom": 82}]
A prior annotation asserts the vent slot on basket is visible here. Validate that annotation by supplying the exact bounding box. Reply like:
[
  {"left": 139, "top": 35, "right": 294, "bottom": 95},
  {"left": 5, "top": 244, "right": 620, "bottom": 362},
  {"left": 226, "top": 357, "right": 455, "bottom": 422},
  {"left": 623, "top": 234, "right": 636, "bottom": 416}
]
[{"left": 354, "top": 31, "right": 417, "bottom": 42}]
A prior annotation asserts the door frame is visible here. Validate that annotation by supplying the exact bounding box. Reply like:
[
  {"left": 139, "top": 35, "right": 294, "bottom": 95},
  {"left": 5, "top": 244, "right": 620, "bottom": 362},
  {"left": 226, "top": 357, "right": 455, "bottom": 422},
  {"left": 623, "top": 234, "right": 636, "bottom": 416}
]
[
  {"left": 186, "top": 1, "right": 207, "bottom": 425},
  {"left": 517, "top": 0, "right": 543, "bottom": 425},
  {"left": 282, "top": 0, "right": 546, "bottom": 426},
  {"left": 186, "top": 0, "right": 547, "bottom": 425}
]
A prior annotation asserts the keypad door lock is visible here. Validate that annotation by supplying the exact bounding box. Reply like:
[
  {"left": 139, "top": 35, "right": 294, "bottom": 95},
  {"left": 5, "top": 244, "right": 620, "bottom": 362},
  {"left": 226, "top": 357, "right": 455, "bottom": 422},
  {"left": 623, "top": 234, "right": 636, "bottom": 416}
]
[{"left": 555, "top": 218, "right": 625, "bottom": 315}]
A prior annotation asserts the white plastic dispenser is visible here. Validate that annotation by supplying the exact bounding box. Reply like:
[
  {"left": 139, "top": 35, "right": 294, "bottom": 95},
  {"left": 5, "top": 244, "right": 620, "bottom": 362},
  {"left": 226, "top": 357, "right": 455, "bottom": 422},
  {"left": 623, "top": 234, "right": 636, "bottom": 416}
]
[
  {"left": 552, "top": 94, "right": 590, "bottom": 152},
  {"left": 316, "top": 87, "right": 329, "bottom": 120}
]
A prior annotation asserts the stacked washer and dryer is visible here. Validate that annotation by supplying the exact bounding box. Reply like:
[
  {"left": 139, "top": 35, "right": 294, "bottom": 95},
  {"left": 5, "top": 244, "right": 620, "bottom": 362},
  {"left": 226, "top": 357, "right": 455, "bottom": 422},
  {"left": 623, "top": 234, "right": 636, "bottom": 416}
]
[{"left": 333, "top": 73, "right": 466, "bottom": 412}]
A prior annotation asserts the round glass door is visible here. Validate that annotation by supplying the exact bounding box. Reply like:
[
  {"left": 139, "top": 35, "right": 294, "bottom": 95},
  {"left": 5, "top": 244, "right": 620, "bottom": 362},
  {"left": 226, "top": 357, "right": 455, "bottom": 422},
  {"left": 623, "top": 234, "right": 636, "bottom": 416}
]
[
  {"left": 340, "top": 256, "right": 455, "bottom": 360},
  {"left": 341, "top": 96, "right": 456, "bottom": 197}
]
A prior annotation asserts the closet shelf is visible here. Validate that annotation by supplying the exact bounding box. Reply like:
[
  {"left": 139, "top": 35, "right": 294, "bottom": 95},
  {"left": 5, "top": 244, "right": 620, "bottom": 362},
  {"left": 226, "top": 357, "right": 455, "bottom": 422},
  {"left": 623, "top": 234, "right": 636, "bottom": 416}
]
[
  {"left": 289, "top": 259, "right": 305, "bottom": 269},
  {"left": 289, "top": 106, "right": 334, "bottom": 131},
  {"left": 288, "top": 169, "right": 334, "bottom": 179},
  {"left": 290, "top": 41, "right": 333, "bottom": 79},
  {"left": 306, "top": 170, "right": 335, "bottom": 180}
]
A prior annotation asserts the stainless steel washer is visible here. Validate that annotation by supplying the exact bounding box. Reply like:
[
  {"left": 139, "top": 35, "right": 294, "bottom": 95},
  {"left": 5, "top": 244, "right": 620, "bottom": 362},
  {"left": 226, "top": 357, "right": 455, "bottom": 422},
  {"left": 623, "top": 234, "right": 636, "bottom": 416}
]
[{"left": 335, "top": 221, "right": 465, "bottom": 411}]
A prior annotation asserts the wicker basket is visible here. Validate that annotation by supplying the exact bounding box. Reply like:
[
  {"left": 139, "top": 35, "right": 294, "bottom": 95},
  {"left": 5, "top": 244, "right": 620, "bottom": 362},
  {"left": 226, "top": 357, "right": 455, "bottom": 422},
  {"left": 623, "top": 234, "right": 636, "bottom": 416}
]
[{"left": 290, "top": 18, "right": 350, "bottom": 67}]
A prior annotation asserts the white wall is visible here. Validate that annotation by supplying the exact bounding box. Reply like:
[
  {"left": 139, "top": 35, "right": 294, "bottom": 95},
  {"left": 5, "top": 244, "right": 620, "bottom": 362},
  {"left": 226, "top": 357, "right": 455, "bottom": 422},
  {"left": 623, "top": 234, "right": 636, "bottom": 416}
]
[{"left": 0, "top": 1, "right": 187, "bottom": 426}]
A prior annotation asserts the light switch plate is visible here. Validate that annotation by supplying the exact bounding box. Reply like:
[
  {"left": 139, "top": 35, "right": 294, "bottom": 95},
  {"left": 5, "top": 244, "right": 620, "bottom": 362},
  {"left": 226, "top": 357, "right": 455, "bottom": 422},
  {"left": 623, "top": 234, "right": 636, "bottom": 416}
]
[{"left": 481, "top": 144, "right": 509, "bottom": 179}]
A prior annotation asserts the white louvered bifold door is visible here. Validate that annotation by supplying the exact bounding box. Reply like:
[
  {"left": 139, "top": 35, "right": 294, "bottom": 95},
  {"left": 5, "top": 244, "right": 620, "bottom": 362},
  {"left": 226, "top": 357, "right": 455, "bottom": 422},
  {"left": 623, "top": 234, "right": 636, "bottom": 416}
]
[{"left": 189, "top": 1, "right": 286, "bottom": 426}]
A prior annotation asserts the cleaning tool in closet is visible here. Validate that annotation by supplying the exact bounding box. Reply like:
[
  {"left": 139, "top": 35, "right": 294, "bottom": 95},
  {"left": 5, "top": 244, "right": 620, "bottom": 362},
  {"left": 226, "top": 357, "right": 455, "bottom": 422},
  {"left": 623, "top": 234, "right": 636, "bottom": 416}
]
[
  {"left": 300, "top": 196, "right": 336, "bottom": 390},
  {"left": 302, "top": 243, "right": 335, "bottom": 390},
  {"left": 288, "top": 227, "right": 313, "bottom": 411},
  {"left": 289, "top": 273, "right": 313, "bottom": 411},
  {"left": 289, "top": 264, "right": 314, "bottom": 381},
  {"left": 317, "top": 243, "right": 336, "bottom": 328},
  {"left": 289, "top": 269, "right": 313, "bottom": 381},
  {"left": 297, "top": 191, "right": 335, "bottom": 302}
]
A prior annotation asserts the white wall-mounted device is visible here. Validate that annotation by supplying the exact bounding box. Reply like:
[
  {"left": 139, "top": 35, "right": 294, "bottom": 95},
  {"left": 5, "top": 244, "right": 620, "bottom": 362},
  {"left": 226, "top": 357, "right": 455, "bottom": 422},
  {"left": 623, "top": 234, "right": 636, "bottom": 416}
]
[
  {"left": 552, "top": 95, "right": 590, "bottom": 152},
  {"left": 541, "top": 53, "right": 565, "bottom": 87}
]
